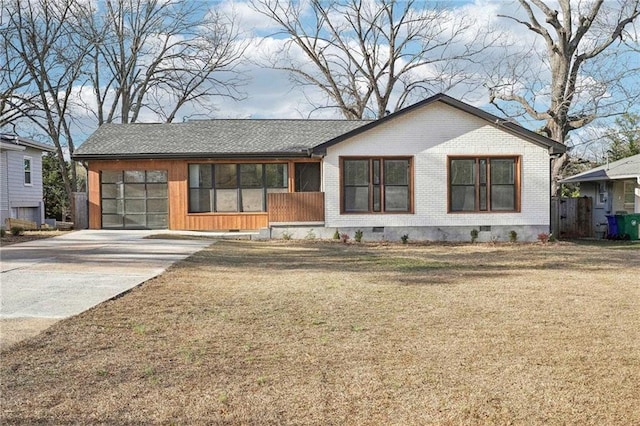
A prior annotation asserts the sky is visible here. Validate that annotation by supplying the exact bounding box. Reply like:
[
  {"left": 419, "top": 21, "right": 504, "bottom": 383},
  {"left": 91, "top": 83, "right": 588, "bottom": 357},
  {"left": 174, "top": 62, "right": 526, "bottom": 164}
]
[
  {"left": 186, "top": 0, "right": 639, "bottom": 160},
  {"left": 6, "top": 0, "right": 640, "bottom": 160}
]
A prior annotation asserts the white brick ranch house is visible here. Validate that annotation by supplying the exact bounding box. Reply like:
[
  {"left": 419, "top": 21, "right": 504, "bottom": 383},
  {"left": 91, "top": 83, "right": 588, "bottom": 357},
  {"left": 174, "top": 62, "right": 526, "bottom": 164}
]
[{"left": 73, "top": 94, "right": 565, "bottom": 241}]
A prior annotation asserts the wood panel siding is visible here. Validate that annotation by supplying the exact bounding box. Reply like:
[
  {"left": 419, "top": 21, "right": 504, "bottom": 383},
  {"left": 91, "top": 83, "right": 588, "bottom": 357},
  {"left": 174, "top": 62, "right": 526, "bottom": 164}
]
[
  {"left": 268, "top": 192, "right": 325, "bottom": 223},
  {"left": 88, "top": 159, "right": 320, "bottom": 230},
  {"left": 185, "top": 213, "right": 268, "bottom": 230}
]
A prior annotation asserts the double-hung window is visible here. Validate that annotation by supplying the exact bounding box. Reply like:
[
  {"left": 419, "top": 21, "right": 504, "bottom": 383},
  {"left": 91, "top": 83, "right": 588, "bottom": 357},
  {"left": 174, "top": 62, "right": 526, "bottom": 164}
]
[
  {"left": 188, "top": 163, "right": 288, "bottom": 213},
  {"left": 341, "top": 157, "right": 412, "bottom": 213},
  {"left": 449, "top": 156, "right": 520, "bottom": 212},
  {"left": 24, "top": 157, "right": 32, "bottom": 185}
]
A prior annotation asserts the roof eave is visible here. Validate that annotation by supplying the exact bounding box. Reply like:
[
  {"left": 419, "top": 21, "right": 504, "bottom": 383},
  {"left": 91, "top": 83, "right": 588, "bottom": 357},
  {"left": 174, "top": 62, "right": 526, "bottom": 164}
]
[
  {"left": 72, "top": 151, "right": 314, "bottom": 161},
  {"left": 312, "top": 93, "right": 566, "bottom": 154}
]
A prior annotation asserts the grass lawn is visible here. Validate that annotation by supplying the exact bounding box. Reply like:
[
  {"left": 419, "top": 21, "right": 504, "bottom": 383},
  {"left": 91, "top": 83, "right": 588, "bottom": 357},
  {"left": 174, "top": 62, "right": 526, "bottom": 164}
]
[{"left": 1, "top": 240, "right": 638, "bottom": 424}]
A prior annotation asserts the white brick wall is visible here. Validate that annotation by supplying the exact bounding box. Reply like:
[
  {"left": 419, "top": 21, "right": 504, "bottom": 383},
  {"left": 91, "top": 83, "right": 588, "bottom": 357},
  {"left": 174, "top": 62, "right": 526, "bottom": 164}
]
[{"left": 323, "top": 102, "right": 551, "bottom": 228}]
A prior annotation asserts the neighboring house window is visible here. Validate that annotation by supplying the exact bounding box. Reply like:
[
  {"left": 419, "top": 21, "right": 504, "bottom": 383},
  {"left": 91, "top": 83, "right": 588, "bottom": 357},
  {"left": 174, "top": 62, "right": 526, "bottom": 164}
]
[
  {"left": 623, "top": 181, "right": 636, "bottom": 210},
  {"left": 188, "top": 163, "right": 288, "bottom": 213},
  {"left": 448, "top": 156, "right": 520, "bottom": 212},
  {"left": 341, "top": 157, "right": 412, "bottom": 213},
  {"left": 24, "top": 156, "right": 32, "bottom": 185},
  {"left": 596, "top": 182, "right": 607, "bottom": 206}
]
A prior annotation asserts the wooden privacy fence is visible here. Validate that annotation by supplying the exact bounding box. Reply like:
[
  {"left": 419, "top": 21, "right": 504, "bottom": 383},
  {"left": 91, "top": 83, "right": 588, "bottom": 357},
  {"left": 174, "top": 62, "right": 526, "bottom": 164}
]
[
  {"left": 268, "top": 192, "right": 324, "bottom": 223},
  {"left": 551, "top": 196, "right": 593, "bottom": 238}
]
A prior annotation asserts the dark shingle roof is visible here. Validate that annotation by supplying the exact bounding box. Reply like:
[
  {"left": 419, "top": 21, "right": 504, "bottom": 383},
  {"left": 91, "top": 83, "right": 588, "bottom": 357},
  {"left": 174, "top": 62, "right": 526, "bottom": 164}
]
[
  {"left": 561, "top": 153, "right": 640, "bottom": 183},
  {"left": 73, "top": 119, "right": 371, "bottom": 160}
]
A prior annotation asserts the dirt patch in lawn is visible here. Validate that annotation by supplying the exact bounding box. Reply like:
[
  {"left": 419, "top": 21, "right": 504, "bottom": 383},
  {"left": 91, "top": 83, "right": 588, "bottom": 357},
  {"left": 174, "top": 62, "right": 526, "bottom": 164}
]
[
  {"left": 0, "top": 230, "right": 70, "bottom": 246},
  {"left": 1, "top": 240, "right": 639, "bottom": 424}
]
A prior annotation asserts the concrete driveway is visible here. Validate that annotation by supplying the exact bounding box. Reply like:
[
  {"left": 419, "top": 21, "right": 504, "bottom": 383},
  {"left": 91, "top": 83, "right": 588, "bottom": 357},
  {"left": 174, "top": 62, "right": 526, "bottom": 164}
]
[{"left": 0, "top": 230, "right": 213, "bottom": 348}]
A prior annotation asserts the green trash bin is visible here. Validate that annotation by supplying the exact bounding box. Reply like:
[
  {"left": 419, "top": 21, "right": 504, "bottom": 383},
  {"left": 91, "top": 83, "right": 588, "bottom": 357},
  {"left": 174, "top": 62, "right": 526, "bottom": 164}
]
[{"left": 617, "top": 213, "right": 640, "bottom": 240}]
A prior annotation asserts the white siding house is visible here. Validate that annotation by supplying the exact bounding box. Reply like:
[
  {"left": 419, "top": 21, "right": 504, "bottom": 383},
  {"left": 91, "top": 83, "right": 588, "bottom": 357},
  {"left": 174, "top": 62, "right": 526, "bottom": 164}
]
[
  {"left": 0, "top": 134, "right": 56, "bottom": 227},
  {"left": 317, "top": 101, "right": 557, "bottom": 241}
]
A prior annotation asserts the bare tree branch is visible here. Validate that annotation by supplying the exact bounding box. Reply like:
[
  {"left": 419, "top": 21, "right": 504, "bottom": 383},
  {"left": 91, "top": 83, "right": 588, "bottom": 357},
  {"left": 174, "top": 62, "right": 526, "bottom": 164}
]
[{"left": 252, "top": 0, "right": 497, "bottom": 119}]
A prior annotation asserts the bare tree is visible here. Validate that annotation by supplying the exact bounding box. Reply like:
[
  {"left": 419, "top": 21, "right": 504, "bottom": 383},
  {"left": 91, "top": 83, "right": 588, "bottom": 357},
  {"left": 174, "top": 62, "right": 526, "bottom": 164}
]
[
  {"left": 76, "top": 0, "right": 246, "bottom": 125},
  {"left": 0, "top": 19, "right": 38, "bottom": 128},
  {"left": 2, "top": 0, "right": 245, "bottom": 220},
  {"left": 2, "top": 0, "right": 91, "bottom": 210},
  {"left": 486, "top": 0, "right": 640, "bottom": 194},
  {"left": 252, "top": 0, "right": 496, "bottom": 119}
]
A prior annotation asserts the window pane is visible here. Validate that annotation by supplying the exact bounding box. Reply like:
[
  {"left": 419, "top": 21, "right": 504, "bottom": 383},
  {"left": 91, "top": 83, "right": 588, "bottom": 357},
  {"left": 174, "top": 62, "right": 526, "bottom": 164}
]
[
  {"left": 146, "top": 184, "right": 167, "bottom": 198},
  {"left": 373, "top": 186, "right": 381, "bottom": 212},
  {"left": 385, "top": 186, "right": 409, "bottom": 211},
  {"left": 267, "top": 186, "right": 288, "bottom": 193},
  {"left": 491, "top": 185, "right": 515, "bottom": 210},
  {"left": 124, "top": 170, "right": 145, "bottom": 183},
  {"left": 344, "top": 160, "right": 369, "bottom": 185},
  {"left": 147, "top": 170, "right": 167, "bottom": 183},
  {"left": 451, "top": 186, "right": 476, "bottom": 211},
  {"left": 384, "top": 160, "right": 409, "bottom": 185},
  {"left": 102, "top": 214, "right": 123, "bottom": 228},
  {"left": 124, "top": 214, "right": 146, "bottom": 228},
  {"left": 240, "top": 164, "right": 263, "bottom": 188},
  {"left": 102, "top": 199, "right": 123, "bottom": 215},
  {"left": 101, "top": 171, "right": 123, "bottom": 184},
  {"left": 125, "top": 199, "right": 146, "bottom": 214},
  {"left": 266, "top": 164, "right": 288, "bottom": 188},
  {"left": 491, "top": 159, "right": 515, "bottom": 184},
  {"left": 451, "top": 160, "right": 475, "bottom": 185},
  {"left": 147, "top": 199, "right": 168, "bottom": 214},
  {"left": 294, "top": 163, "right": 320, "bottom": 192},
  {"left": 189, "top": 188, "right": 211, "bottom": 213},
  {"left": 216, "top": 189, "right": 238, "bottom": 212},
  {"left": 146, "top": 214, "right": 168, "bottom": 229},
  {"left": 241, "top": 189, "right": 264, "bottom": 212},
  {"left": 344, "top": 186, "right": 369, "bottom": 212},
  {"left": 215, "top": 164, "right": 237, "bottom": 189},
  {"left": 189, "top": 164, "right": 212, "bottom": 188},
  {"left": 101, "top": 183, "right": 120, "bottom": 199},
  {"left": 124, "top": 184, "right": 145, "bottom": 198}
]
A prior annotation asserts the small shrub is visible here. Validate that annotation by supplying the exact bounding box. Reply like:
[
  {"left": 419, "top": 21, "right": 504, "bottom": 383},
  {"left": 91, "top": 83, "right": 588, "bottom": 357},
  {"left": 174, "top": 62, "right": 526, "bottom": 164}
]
[
  {"left": 10, "top": 226, "right": 24, "bottom": 236},
  {"left": 281, "top": 230, "right": 292, "bottom": 240},
  {"left": 0, "top": 228, "right": 5, "bottom": 238},
  {"left": 340, "top": 232, "right": 350, "bottom": 243},
  {"left": 354, "top": 229, "right": 363, "bottom": 243},
  {"left": 333, "top": 229, "right": 340, "bottom": 240},
  {"left": 509, "top": 230, "right": 518, "bottom": 243},
  {"left": 470, "top": 229, "right": 479, "bottom": 243},
  {"left": 548, "top": 233, "right": 556, "bottom": 242},
  {"left": 537, "top": 232, "right": 550, "bottom": 244},
  {"left": 305, "top": 229, "right": 316, "bottom": 240},
  {"left": 400, "top": 234, "right": 409, "bottom": 244}
]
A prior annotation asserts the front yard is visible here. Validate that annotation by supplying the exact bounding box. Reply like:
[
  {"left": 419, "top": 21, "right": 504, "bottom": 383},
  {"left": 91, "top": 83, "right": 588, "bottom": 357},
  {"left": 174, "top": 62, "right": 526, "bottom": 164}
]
[{"left": 1, "top": 240, "right": 638, "bottom": 424}]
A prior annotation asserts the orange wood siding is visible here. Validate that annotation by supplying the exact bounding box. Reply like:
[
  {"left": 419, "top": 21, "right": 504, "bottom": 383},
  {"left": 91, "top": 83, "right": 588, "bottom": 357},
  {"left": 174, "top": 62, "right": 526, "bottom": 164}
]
[
  {"left": 268, "top": 192, "right": 325, "bottom": 223},
  {"left": 87, "top": 159, "right": 321, "bottom": 230},
  {"left": 184, "top": 213, "right": 268, "bottom": 230}
]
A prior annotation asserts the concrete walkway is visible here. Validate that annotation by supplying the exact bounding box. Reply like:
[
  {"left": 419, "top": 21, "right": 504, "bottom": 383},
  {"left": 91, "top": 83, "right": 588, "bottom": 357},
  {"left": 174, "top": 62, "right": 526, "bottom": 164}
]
[{"left": 0, "top": 230, "right": 215, "bottom": 348}]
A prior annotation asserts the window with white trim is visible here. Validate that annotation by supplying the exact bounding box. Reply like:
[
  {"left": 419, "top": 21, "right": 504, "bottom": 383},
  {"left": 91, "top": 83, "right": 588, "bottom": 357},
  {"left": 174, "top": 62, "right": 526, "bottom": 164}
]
[{"left": 24, "top": 157, "right": 32, "bottom": 185}]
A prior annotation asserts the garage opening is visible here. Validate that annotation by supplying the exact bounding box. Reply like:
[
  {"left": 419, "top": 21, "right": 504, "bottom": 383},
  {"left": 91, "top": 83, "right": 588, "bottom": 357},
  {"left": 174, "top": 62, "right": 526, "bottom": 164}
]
[{"left": 101, "top": 170, "right": 168, "bottom": 229}]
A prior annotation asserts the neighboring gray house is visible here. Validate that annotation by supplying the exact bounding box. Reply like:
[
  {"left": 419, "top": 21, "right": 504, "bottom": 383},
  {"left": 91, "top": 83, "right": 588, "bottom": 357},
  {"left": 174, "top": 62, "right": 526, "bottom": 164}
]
[
  {"left": 0, "top": 134, "right": 56, "bottom": 227},
  {"left": 561, "top": 154, "right": 640, "bottom": 237}
]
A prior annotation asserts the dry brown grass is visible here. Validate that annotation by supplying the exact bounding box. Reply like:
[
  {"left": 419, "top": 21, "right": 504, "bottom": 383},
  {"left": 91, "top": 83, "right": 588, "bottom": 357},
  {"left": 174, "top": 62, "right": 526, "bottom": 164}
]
[
  {"left": 0, "top": 230, "right": 70, "bottom": 246},
  {"left": 1, "top": 240, "right": 639, "bottom": 425}
]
